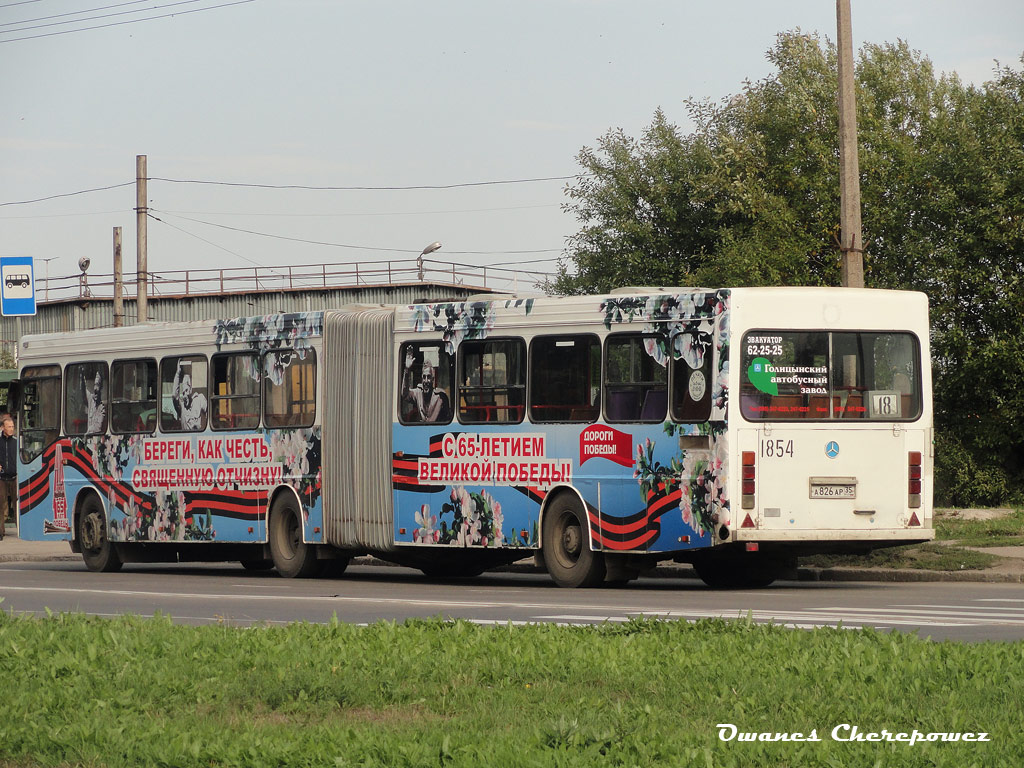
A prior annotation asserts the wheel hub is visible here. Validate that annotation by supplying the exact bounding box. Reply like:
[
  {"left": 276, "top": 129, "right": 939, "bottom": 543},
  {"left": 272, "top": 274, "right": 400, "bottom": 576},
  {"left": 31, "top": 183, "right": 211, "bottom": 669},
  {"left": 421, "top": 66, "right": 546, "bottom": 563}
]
[
  {"left": 82, "top": 514, "right": 103, "bottom": 550},
  {"left": 561, "top": 523, "right": 581, "bottom": 559}
]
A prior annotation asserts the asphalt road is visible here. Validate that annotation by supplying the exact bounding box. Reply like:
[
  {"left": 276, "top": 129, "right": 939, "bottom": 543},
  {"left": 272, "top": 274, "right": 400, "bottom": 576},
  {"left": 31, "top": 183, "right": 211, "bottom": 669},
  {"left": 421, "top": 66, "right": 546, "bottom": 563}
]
[{"left": 2, "top": 561, "right": 1024, "bottom": 642}]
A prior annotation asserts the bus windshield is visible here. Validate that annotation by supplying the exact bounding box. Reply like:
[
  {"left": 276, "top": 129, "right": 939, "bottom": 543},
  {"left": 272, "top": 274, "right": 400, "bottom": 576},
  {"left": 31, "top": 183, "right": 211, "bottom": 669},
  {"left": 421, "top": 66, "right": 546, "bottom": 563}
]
[{"left": 739, "top": 330, "right": 921, "bottom": 421}]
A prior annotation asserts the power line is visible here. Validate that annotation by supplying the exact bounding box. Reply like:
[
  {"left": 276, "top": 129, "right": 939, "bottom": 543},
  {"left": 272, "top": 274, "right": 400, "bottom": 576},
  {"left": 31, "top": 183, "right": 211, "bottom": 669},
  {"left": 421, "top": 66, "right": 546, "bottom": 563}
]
[
  {"left": 2, "top": 0, "right": 208, "bottom": 34},
  {"left": 150, "top": 210, "right": 563, "bottom": 255},
  {"left": 0, "top": 171, "right": 581, "bottom": 208},
  {"left": 149, "top": 174, "right": 581, "bottom": 191},
  {"left": 149, "top": 211, "right": 419, "bottom": 255},
  {"left": 0, "top": 210, "right": 126, "bottom": 219},
  {"left": 149, "top": 213, "right": 273, "bottom": 270},
  {"left": 483, "top": 257, "right": 561, "bottom": 267},
  {"left": 0, "top": 182, "right": 134, "bottom": 207},
  {"left": 158, "top": 203, "right": 557, "bottom": 218},
  {"left": 1, "top": 0, "right": 156, "bottom": 29},
  {"left": 0, "top": 0, "right": 255, "bottom": 43},
  {"left": 149, "top": 213, "right": 555, "bottom": 278}
]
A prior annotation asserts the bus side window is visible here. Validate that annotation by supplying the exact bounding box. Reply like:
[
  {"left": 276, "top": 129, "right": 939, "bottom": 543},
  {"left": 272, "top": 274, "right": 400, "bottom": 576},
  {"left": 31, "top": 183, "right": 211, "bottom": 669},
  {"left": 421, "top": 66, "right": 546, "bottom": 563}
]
[
  {"left": 111, "top": 359, "right": 157, "bottom": 434},
  {"left": 264, "top": 349, "right": 316, "bottom": 428},
  {"left": 604, "top": 334, "right": 666, "bottom": 423},
  {"left": 160, "top": 355, "right": 209, "bottom": 432},
  {"left": 670, "top": 328, "right": 713, "bottom": 423},
  {"left": 64, "top": 361, "right": 108, "bottom": 436},
  {"left": 458, "top": 339, "right": 525, "bottom": 424},
  {"left": 211, "top": 353, "right": 260, "bottom": 430},
  {"left": 528, "top": 335, "right": 600, "bottom": 423},
  {"left": 398, "top": 342, "right": 453, "bottom": 425}
]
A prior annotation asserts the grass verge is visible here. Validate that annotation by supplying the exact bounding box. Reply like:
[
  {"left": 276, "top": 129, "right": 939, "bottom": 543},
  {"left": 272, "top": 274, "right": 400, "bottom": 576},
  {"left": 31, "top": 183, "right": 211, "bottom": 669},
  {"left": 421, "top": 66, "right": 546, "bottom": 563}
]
[
  {"left": 1, "top": 613, "right": 1022, "bottom": 767},
  {"left": 801, "top": 543, "right": 999, "bottom": 571},
  {"left": 802, "top": 508, "right": 1023, "bottom": 571},
  {"left": 934, "top": 508, "right": 1024, "bottom": 547}
]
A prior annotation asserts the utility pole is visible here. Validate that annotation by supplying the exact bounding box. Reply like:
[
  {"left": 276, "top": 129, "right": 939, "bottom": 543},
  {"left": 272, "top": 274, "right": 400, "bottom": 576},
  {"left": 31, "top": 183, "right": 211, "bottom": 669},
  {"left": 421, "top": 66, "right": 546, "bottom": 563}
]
[
  {"left": 837, "top": 0, "right": 864, "bottom": 288},
  {"left": 136, "top": 154, "right": 148, "bottom": 322},
  {"left": 113, "top": 227, "right": 124, "bottom": 327}
]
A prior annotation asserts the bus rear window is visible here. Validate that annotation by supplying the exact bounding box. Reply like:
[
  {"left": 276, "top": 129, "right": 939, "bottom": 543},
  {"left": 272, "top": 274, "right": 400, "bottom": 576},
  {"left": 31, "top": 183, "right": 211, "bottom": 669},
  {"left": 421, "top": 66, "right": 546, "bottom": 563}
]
[{"left": 740, "top": 331, "right": 921, "bottom": 421}]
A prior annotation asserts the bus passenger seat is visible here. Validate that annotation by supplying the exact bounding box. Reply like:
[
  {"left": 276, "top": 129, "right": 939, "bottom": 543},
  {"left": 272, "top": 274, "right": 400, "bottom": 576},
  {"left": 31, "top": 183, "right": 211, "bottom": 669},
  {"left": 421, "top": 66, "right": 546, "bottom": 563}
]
[
  {"left": 640, "top": 389, "right": 667, "bottom": 421},
  {"left": 606, "top": 390, "right": 640, "bottom": 421}
]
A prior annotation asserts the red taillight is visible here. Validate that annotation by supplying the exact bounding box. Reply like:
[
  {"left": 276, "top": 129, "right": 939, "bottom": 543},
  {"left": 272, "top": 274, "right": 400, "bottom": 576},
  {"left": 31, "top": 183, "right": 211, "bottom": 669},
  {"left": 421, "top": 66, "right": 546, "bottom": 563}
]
[
  {"left": 908, "top": 451, "right": 922, "bottom": 509},
  {"left": 741, "top": 451, "right": 755, "bottom": 510}
]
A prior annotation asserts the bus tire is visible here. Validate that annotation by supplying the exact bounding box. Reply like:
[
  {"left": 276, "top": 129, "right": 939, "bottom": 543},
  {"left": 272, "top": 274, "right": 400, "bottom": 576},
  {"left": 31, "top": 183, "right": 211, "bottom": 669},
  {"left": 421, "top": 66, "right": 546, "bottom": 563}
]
[
  {"left": 268, "top": 495, "right": 321, "bottom": 578},
  {"left": 542, "top": 493, "right": 605, "bottom": 588},
  {"left": 77, "top": 494, "right": 122, "bottom": 573}
]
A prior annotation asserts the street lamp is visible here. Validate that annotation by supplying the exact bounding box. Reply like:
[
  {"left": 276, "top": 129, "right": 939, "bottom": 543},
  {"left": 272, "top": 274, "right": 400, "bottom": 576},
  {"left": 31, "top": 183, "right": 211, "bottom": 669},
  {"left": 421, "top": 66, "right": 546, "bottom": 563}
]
[{"left": 418, "top": 241, "right": 442, "bottom": 281}]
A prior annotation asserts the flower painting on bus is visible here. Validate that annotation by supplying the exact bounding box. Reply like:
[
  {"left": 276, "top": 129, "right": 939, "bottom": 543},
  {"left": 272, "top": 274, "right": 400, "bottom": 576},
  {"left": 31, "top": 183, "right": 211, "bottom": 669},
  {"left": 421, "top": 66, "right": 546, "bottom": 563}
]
[
  {"left": 412, "top": 487, "right": 507, "bottom": 547},
  {"left": 269, "top": 427, "right": 322, "bottom": 516},
  {"left": 409, "top": 298, "right": 535, "bottom": 353},
  {"left": 214, "top": 312, "right": 322, "bottom": 354},
  {"left": 19, "top": 427, "right": 324, "bottom": 544},
  {"left": 599, "top": 291, "right": 731, "bottom": 419}
]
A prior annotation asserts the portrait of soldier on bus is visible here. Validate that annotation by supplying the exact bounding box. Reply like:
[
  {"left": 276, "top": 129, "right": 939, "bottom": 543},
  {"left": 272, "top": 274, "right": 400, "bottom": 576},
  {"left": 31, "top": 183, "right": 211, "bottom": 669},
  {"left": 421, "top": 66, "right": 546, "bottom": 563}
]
[
  {"left": 400, "top": 343, "right": 452, "bottom": 424},
  {"left": 160, "top": 356, "right": 209, "bottom": 432},
  {"left": 83, "top": 369, "right": 107, "bottom": 434},
  {"left": 63, "top": 362, "right": 109, "bottom": 436}
]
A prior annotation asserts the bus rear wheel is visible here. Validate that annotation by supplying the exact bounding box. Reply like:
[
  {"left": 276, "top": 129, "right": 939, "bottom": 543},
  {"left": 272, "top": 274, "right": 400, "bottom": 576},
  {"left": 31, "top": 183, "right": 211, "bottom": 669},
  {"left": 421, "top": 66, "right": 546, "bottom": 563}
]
[
  {"left": 78, "top": 495, "right": 122, "bottom": 573},
  {"left": 269, "top": 495, "right": 322, "bottom": 578},
  {"left": 542, "top": 494, "right": 605, "bottom": 588}
]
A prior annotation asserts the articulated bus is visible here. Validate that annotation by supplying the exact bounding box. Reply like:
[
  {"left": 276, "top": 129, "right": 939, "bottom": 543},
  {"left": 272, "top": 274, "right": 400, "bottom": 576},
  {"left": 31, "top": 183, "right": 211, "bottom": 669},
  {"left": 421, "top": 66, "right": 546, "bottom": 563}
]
[{"left": 16, "top": 287, "right": 933, "bottom": 588}]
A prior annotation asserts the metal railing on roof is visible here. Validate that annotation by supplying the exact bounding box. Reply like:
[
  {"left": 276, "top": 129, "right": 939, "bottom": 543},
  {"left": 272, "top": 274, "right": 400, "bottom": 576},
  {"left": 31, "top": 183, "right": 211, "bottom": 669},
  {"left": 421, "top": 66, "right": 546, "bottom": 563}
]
[{"left": 36, "top": 258, "right": 549, "bottom": 304}]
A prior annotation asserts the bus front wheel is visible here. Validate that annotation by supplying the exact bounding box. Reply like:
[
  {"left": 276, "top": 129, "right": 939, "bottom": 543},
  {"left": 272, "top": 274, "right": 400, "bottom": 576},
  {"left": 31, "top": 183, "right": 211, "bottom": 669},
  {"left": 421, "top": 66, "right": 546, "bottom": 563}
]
[
  {"left": 268, "top": 495, "right": 322, "bottom": 578},
  {"left": 542, "top": 494, "right": 605, "bottom": 588},
  {"left": 77, "top": 495, "right": 122, "bottom": 573}
]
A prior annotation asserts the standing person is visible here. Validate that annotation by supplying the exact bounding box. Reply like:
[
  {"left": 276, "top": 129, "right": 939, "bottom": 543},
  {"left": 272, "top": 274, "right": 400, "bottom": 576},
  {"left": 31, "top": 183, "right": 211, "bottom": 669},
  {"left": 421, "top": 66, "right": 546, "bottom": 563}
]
[{"left": 0, "top": 415, "right": 17, "bottom": 540}]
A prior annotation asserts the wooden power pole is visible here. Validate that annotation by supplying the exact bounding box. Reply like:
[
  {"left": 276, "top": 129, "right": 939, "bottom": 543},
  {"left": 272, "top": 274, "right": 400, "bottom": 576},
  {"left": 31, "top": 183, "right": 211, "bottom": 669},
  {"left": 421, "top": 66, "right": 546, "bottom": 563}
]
[
  {"left": 837, "top": 0, "right": 865, "bottom": 288},
  {"left": 136, "top": 154, "right": 148, "bottom": 322},
  {"left": 113, "top": 227, "right": 124, "bottom": 327}
]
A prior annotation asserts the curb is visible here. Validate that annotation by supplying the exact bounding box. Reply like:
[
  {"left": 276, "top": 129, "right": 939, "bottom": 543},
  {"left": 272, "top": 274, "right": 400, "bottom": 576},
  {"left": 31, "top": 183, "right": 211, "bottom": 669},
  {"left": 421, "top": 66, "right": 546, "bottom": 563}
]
[{"left": 796, "top": 566, "right": 1024, "bottom": 584}]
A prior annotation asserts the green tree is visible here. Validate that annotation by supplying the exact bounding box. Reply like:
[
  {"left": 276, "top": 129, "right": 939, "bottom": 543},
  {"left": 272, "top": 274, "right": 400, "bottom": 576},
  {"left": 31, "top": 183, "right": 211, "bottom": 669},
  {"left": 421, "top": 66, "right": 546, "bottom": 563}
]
[{"left": 554, "top": 32, "right": 1024, "bottom": 505}]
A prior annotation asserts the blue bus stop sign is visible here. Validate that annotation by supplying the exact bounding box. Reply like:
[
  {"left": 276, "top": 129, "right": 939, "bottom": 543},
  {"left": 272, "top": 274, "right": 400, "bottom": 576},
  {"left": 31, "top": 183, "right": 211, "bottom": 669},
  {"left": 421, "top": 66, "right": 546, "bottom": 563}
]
[{"left": 0, "top": 256, "right": 37, "bottom": 316}]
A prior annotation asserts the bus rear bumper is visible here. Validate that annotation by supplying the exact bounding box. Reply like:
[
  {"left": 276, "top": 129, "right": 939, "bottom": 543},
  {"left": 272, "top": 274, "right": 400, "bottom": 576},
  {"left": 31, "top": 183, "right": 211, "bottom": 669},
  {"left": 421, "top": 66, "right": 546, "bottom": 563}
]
[{"left": 732, "top": 528, "right": 935, "bottom": 544}]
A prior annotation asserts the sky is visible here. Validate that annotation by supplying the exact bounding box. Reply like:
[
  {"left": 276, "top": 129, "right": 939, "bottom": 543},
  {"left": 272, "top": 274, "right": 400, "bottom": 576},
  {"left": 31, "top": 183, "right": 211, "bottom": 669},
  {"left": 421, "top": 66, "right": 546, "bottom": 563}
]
[{"left": 1, "top": 0, "right": 1022, "bottom": 297}]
